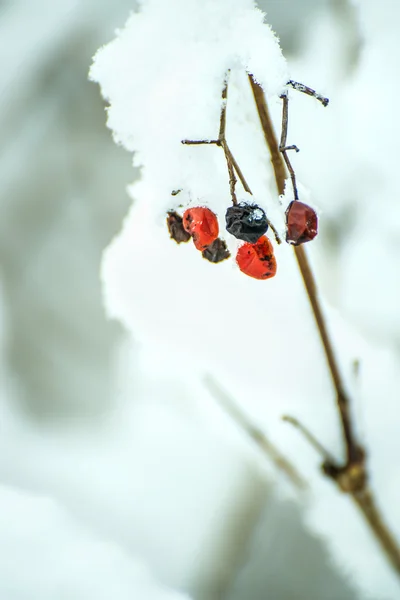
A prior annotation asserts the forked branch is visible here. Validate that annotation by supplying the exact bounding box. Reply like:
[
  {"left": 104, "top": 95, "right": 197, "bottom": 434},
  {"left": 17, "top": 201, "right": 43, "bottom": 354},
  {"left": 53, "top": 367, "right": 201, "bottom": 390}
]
[
  {"left": 248, "top": 73, "right": 400, "bottom": 575},
  {"left": 182, "top": 77, "right": 281, "bottom": 243}
]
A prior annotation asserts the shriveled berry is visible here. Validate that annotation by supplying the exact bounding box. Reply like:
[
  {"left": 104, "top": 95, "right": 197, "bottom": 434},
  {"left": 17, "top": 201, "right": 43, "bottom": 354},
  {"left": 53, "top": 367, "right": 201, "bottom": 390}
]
[
  {"left": 285, "top": 201, "right": 318, "bottom": 245},
  {"left": 202, "top": 238, "right": 230, "bottom": 263},
  {"left": 236, "top": 236, "right": 277, "bottom": 280},
  {"left": 182, "top": 207, "right": 219, "bottom": 251},
  {"left": 225, "top": 202, "right": 268, "bottom": 243},
  {"left": 166, "top": 211, "right": 191, "bottom": 244}
]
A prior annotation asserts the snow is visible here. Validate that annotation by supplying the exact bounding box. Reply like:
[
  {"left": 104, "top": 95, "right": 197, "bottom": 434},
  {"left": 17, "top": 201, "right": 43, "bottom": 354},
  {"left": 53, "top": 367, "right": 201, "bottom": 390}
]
[
  {"left": 0, "top": 484, "right": 191, "bottom": 600},
  {"left": 0, "top": 0, "right": 398, "bottom": 599},
  {"left": 90, "top": 0, "right": 400, "bottom": 598}
]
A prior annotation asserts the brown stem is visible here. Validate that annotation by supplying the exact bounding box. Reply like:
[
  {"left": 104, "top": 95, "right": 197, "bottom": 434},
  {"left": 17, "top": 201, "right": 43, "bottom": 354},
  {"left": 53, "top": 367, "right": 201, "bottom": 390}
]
[
  {"left": 221, "top": 140, "right": 238, "bottom": 205},
  {"left": 249, "top": 74, "right": 358, "bottom": 462},
  {"left": 248, "top": 72, "right": 400, "bottom": 576},
  {"left": 294, "top": 245, "right": 360, "bottom": 463},
  {"left": 182, "top": 78, "right": 281, "bottom": 241},
  {"left": 248, "top": 74, "right": 286, "bottom": 195},
  {"left": 279, "top": 93, "right": 299, "bottom": 201},
  {"left": 205, "top": 375, "right": 307, "bottom": 491},
  {"left": 224, "top": 144, "right": 251, "bottom": 194},
  {"left": 287, "top": 80, "right": 329, "bottom": 107},
  {"left": 181, "top": 139, "right": 219, "bottom": 145},
  {"left": 282, "top": 415, "right": 335, "bottom": 464},
  {"left": 354, "top": 489, "right": 400, "bottom": 573}
]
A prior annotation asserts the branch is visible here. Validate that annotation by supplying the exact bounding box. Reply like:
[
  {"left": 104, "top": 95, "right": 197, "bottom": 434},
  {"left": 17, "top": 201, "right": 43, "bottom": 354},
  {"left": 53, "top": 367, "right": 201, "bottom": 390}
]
[
  {"left": 287, "top": 80, "right": 329, "bottom": 107},
  {"left": 279, "top": 93, "right": 299, "bottom": 201},
  {"left": 204, "top": 375, "right": 307, "bottom": 491},
  {"left": 183, "top": 77, "right": 281, "bottom": 242},
  {"left": 248, "top": 73, "right": 400, "bottom": 576}
]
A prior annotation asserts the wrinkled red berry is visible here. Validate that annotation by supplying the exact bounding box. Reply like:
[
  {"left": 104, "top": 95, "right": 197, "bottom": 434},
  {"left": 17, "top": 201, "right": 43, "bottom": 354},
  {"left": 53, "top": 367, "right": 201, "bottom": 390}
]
[
  {"left": 285, "top": 201, "right": 318, "bottom": 245},
  {"left": 202, "top": 238, "right": 230, "bottom": 263},
  {"left": 236, "top": 236, "right": 277, "bottom": 280},
  {"left": 182, "top": 207, "right": 219, "bottom": 251},
  {"left": 166, "top": 211, "right": 191, "bottom": 244}
]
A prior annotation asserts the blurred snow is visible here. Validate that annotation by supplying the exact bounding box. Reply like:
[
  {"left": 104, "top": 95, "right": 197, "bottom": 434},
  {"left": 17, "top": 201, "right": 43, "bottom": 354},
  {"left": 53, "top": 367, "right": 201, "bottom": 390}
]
[
  {"left": 92, "top": 0, "right": 400, "bottom": 598},
  {"left": 0, "top": 485, "right": 190, "bottom": 600},
  {"left": 1, "top": 0, "right": 399, "bottom": 599},
  {"left": 0, "top": 0, "right": 134, "bottom": 416}
]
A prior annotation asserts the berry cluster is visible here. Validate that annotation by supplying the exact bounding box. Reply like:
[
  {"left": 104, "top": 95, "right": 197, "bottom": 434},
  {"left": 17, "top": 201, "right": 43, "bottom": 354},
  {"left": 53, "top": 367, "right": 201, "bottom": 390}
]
[
  {"left": 166, "top": 75, "right": 324, "bottom": 279},
  {"left": 167, "top": 201, "right": 281, "bottom": 280},
  {"left": 167, "top": 197, "right": 318, "bottom": 280}
]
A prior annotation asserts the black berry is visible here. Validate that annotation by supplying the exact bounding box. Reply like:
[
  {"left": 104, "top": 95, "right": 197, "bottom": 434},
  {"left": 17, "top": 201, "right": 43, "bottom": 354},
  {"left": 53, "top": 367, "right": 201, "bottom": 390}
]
[{"left": 225, "top": 202, "right": 268, "bottom": 243}]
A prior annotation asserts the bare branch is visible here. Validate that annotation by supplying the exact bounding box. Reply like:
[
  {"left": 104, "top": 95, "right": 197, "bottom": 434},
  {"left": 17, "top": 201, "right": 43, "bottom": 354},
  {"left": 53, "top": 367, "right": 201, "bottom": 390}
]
[
  {"left": 205, "top": 375, "right": 307, "bottom": 491},
  {"left": 287, "top": 80, "right": 329, "bottom": 107},
  {"left": 248, "top": 72, "right": 400, "bottom": 576}
]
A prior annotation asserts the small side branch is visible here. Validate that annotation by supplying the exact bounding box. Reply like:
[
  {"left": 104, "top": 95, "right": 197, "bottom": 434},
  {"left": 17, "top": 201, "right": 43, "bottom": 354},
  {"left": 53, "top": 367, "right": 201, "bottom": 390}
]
[
  {"left": 182, "top": 80, "right": 243, "bottom": 206},
  {"left": 287, "top": 80, "right": 329, "bottom": 107},
  {"left": 248, "top": 74, "right": 286, "bottom": 195},
  {"left": 182, "top": 76, "right": 281, "bottom": 242},
  {"left": 282, "top": 415, "right": 335, "bottom": 465},
  {"left": 279, "top": 93, "right": 299, "bottom": 201},
  {"left": 205, "top": 375, "right": 307, "bottom": 491}
]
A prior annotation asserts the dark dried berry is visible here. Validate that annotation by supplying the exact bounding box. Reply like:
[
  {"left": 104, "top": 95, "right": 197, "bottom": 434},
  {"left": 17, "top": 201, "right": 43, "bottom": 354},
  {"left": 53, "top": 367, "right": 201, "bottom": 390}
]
[
  {"left": 285, "top": 201, "right": 318, "bottom": 245},
  {"left": 225, "top": 202, "right": 268, "bottom": 243},
  {"left": 202, "top": 238, "right": 231, "bottom": 263},
  {"left": 166, "top": 211, "right": 191, "bottom": 244}
]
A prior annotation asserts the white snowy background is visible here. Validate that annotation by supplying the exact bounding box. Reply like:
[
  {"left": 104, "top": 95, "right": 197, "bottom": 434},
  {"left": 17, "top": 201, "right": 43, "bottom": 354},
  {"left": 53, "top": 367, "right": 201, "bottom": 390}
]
[{"left": 1, "top": 1, "right": 399, "bottom": 599}]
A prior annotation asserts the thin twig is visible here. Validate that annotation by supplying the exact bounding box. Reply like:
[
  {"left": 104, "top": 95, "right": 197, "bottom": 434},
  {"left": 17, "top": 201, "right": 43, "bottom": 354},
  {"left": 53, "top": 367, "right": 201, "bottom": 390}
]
[
  {"left": 182, "top": 79, "right": 281, "bottom": 242},
  {"left": 293, "top": 245, "right": 361, "bottom": 464},
  {"left": 219, "top": 83, "right": 239, "bottom": 205},
  {"left": 279, "top": 93, "right": 299, "bottom": 201},
  {"left": 248, "top": 74, "right": 286, "bottom": 195},
  {"left": 224, "top": 145, "right": 251, "bottom": 194},
  {"left": 282, "top": 415, "right": 335, "bottom": 464},
  {"left": 204, "top": 375, "right": 307, "bottom": 491},
  {"left": 287, "top": 80, "right": 329, "bottom": 107},
  {"left": 219, "top": 82, "right": 281, "bottom": 241},
  {"left": 219, "top": 82, "right": 228, "bottom": 139},
  {"left": 181, "top": 139, "right": 219, "bottom": 145},
  {"left": 248, "top": 72, "right": 400, "bottom": 575},
  {"left": 182, "top": 79, "right": 241, "bottom": 206}
]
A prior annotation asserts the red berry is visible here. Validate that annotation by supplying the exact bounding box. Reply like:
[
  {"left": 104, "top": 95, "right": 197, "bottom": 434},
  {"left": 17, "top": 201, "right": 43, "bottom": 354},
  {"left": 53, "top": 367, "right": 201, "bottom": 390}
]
[
  {"left": 236, "top": 236, "right": 277, "bottom": 280},
  {"left": 182, "top": 207, "right": 219, "bottom": 251},
  {"left": 285, "top": 201, "right": 318, "bottom": 245}
]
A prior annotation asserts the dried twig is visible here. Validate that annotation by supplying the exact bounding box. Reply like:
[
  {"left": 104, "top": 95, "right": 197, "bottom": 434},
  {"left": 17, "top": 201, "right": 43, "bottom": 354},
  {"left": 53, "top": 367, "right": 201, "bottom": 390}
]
[
  {"left": 182, "top": 78, "right": 281, "bottom": 243},
  {"left": 204, "top": 375, "right": 307, "bottom": 491},
  {"left": 182, "top": 80, "right": 243, "bottom": 206},
  {"left": 279, "top": 92, "right": 299, "bottom": 201},
  {"left": 248, "top": 73, "right": 400, "bottom": 575},
  {"left": 287, "top": 80, "right": 329, "bottom": 107}
]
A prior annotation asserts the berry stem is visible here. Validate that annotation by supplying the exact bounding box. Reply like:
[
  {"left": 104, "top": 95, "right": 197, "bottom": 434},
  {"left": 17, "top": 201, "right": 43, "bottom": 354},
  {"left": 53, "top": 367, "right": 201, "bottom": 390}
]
[
  {"left": 182, "top": 76, "right": 281, "bottom": 242},
  {"left": 282, "top": 415, "right": 336, "bottom": 464},
  {"left": 287, "top": 80, "right": 329, "bottom": 107},
  {"left": 181, "top": 139, "right": 219, "bottom": 145},
  {"left": 248, "top": 72, "right": 400, "bottom": 576},
  {"left": 279, "top": 92, "right": 299, "bottom": 200}
]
